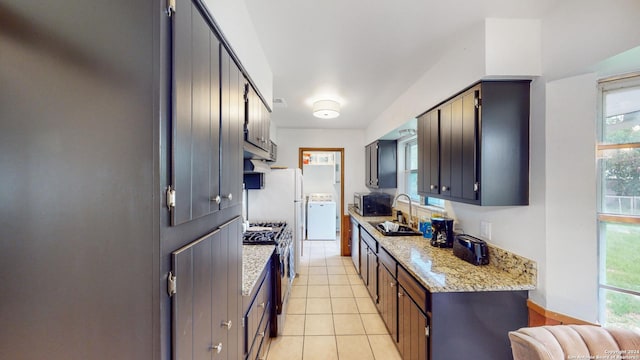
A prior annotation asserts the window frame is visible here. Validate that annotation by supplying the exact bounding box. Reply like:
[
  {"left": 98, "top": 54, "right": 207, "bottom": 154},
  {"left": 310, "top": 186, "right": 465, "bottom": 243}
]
[
  {"left": 597, "top": 74, "right": 640, "bottom": 327},
  {"left": 403, "top": 138, "right": 419, "bottom": 202}
]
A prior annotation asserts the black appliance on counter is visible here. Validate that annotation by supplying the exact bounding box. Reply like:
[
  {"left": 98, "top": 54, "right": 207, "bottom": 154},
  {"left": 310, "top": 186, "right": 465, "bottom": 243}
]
[
  {"left": 430, "top": 217, "right": 454, "bottom": 248},
  {"left": 353, "top": 192, "right": 392, "bottom": 217},
  {"left": 242, "top": 221, "right": 293, "bottom": 335},
  {"left": 453, "top": 234, "right": 489, "bottom": 266}
]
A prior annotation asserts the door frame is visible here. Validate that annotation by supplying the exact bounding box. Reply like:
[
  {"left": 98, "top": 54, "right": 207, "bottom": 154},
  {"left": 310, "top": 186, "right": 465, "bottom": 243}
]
[{"left": 298, "top": 147, "right": 348, "bottom": 255}]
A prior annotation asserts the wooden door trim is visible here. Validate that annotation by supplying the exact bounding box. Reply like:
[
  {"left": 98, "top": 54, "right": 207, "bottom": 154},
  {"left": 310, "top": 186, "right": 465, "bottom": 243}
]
[{"left": 298, "top": 147, "right": 347, "bottom": 255}]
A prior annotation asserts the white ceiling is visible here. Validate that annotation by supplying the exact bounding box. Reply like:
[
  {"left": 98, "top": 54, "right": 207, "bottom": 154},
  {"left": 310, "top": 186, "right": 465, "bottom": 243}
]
[{"left": 244, "top": 0, "right": 554, "bottom": 130}]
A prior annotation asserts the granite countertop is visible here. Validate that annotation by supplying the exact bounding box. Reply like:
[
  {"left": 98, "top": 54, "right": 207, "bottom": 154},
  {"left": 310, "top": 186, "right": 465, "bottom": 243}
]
[
  {"left": 242, "top": 245, "right": 274, "bottom": 297},
  {"left": 349, "top": 207, "right": 536, "bottom": 293}
]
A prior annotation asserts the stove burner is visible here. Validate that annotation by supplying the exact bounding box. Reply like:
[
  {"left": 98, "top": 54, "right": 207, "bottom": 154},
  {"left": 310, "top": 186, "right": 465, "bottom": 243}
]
[
  {"left": 243, "top": 221, "right": 288, "bottom": 245},
  {"left": 243, "top": 231, "right": 277, "bottom": 245}
]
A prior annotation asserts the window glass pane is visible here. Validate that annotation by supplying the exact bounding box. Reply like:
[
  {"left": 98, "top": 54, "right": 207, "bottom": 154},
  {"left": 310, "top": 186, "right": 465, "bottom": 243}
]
[
  {"left": 599, "top": 148, "right": 640, "bottom": 216},
  {"left": 405, "top": 140, "right": 418, "bottom": 171},
  {"left": 406, "top": 170, "right": 418, "bottom": 200},
  {"left": 409, "top": 141, "right": 417, "bottom": 170},
  {"left": 427, "top": 197, "right": 444, "bottom": 207},
  {"left": 603, "top": 87, "right": 640, "bottom": 144},
  {"left": 600, "top": 222, "right": 640, "bottom": 293},
  {"left": 600, "top": 288, "right": 640, "bottom": 331}
]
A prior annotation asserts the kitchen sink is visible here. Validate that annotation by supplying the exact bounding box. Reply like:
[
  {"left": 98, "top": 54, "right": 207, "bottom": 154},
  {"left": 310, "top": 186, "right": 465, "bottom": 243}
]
[{"left": 369, "top": 221, "right": 423, "bottom": 237}]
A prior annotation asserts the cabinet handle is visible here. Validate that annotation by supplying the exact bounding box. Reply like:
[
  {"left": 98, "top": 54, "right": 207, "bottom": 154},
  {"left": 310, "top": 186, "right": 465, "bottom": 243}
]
[
  {"left": 398, "top": 292, "right": 403, "bottom": 297},
  {"left": 258, "top": 331, "right": 265, "bottom": 338},
  {"left": 223, "top": 193, "right": 233, "bottom": 201},
  {"left": 211, "top": 195, "right": 221, "bottom": 204},
  {"left": 390, "top": 282, "right": 395, "bottom": 288},
  {"left": 258, "top": 302, "right": 265, "bottom": 309},
  {"left": 441, "top": 186, "right": 449, "bottom": 192},
  {"left": 425, "top": 325, "right": 430, "bottom": 337},
  {"left": 210, "top": 343, "right": 223, "bottom": 354},
  {"left": 474, "top": 182, "right": 479, "bottom": 192},
  {"left": 430, "top": 184, "right": 437, "bottom": 190},
  {"left": 221, "top": 320, "right": 232, "bottom": 330}
]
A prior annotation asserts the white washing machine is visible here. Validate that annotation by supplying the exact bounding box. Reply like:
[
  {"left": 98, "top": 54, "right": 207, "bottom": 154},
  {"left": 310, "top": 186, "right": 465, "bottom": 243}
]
[{"left": 306, "top": 194, "right": 336, "bottom": 240}]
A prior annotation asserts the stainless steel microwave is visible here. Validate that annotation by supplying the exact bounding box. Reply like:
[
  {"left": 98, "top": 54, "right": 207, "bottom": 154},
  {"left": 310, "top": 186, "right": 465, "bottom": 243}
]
[{"left": 353, "top": 192, "right": 392, "bottom": 217}]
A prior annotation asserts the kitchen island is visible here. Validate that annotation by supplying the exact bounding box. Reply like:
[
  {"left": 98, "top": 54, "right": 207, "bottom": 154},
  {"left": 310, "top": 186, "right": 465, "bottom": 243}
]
[{"left": 349, "top": 206, "right": 536, "bottom": 360}]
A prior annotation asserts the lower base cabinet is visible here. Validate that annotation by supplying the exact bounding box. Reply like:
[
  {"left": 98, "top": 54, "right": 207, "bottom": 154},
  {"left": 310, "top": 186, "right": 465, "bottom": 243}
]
[
  {"left": 244, "top": 260, "right": 273, "bottom": 360},
  {"left": 398, "top": 286, "right": 429, "bottom": 360},
  {"left": 355, "top": 226, "right": 528, "bottom": 360}
]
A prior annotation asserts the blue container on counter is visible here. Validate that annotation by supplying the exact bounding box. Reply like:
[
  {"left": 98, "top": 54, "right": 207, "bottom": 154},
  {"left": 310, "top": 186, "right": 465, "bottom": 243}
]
[{"left": 419, "top": 219, "right": 432, "bottom": 239}]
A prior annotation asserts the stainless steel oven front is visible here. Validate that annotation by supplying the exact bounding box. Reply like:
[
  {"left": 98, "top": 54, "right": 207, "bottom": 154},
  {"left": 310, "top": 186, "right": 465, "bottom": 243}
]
[{"left": 274, "top": 230, "right": 294, "bottom": 335}]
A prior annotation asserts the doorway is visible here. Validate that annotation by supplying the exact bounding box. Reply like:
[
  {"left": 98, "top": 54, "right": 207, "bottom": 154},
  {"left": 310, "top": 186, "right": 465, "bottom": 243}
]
[{"left": 298, "top": 148, "right": 347, "bottom": 255}]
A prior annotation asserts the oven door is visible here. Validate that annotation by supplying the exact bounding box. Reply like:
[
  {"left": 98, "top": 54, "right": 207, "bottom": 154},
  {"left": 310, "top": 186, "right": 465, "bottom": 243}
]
[{"left": 280, "top": 246, "right": 291, "bottom": 312}]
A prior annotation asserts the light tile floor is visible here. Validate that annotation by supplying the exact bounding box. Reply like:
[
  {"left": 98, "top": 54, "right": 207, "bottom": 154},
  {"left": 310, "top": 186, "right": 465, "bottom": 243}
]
[{"left": 265, "top": 239, "right": 402, "bottom": 360}]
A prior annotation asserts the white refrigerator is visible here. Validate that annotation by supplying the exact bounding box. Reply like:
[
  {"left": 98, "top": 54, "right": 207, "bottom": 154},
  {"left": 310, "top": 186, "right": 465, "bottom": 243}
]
[{"left": 247, "top": 168, "right": 305, "bottom": 272}]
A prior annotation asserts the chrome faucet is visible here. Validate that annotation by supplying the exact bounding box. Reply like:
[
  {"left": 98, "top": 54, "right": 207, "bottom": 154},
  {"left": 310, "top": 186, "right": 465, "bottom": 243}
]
[{"left": 393, "top": 193, "right": 414, "bottom": 228}]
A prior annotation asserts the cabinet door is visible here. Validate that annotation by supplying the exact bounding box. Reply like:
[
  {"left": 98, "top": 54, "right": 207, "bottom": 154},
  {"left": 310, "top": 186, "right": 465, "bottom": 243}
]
[
  {"left": 449, "top": 96, "right": 464, "bottom": 199},
  {"left": 439, "top": 102, "right": 452, "bottom": 198},
  {"left": 378, "top": 264, "right": 397, "bottom": 339},
  {"left": 212, "top": 222, "right": 228, "bottom": 359},
  {"left": 428, "top": 111, "right": 440, "bottom": 196},
  {"left": 461, "top": 88, "right": 479, "bottom": 201},
  {"left": 417, "top": 113, "right": 427, "bottom": 194},
  {"left": 171, "top": 0, "right": 221, "bottom": 225},
  {"left": 246, "top": 87, "right": 259, "bottom": 148},
  {"left": 370, "top": 143, "right": 379, "bottom": 188},
  {"left": 398, "top": 286, "right": 428, "bottom": 360},
  {"left": 350, "top": 220, "right": 360, "bottom": 274},
  {"left": 364, "top": 144, "right": 372, "bottom": 187},
  {"left": 172, "top": 228, "right": 222, "bottom": 360},
  {"left": 221, "top": 217, "right": 242, "bottom": 359},
  {"left": 359, "top": 238, "right": 368, "bottom": 285},
  {"left": 220, "top": 49, "right": 242, "bottom": 209},
  {"left": 366, "top": 247, "right": 378, "bottom": 302},
  {"left": 209, "top": 39, "right": 221, "bottom": 213},
  {"left": 172, "top": 0, "right": 193, "bottom": 225},
  {"left": 418, "top": 111, "right": 440, "bottom": 196}
]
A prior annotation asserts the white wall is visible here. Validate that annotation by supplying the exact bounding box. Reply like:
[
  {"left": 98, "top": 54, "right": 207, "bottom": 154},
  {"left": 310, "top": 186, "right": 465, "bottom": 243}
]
[
  {"left": 365, "top": 21, "right": 486, "bottom": 143},
  {"left": 545, "top": 73, "right": 599, "bottom": 322},
  {"left": 274, "top": 129, "right": 367, "bottom": 215},
  {"left": 204, "top": 0, "right": 273, "bottom": 106},
  {"left": 364, "top": 0, "right": 640, "bottom": 321}
]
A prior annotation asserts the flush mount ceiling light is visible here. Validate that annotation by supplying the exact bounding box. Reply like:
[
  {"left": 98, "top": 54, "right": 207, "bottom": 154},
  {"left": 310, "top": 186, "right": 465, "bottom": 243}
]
[{"left": 312, "top": 100, "right": 340, "bottom": 119}]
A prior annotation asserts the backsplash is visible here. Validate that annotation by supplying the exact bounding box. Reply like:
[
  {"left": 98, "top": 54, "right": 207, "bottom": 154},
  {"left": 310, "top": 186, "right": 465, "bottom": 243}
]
[
  {"left": 486, "top": 244, "right": 537, "bottom": 284},
  {"left": 393, "top": 202, "right": 448, "bottom": 230},
  {"left": 392, "top": 202, "right": 537, "bottom": 284}
]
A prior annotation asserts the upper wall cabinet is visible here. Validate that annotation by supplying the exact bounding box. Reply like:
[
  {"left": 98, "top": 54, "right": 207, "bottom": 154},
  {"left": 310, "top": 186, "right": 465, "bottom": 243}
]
[
  {"left": 418, "top": 81, "right": 530, "bottom": 206},
  {"left": 245, "top": 85, "right": 271, "bottom": 152},
  {"left": 171, "top": 0, "right": 243, "bottom": 225},
  {"left": 220, "top": 48, "right": 244, "bottom": 211},
  {"left": 365, "top": 140, "right": 397, "bottom": 189}
]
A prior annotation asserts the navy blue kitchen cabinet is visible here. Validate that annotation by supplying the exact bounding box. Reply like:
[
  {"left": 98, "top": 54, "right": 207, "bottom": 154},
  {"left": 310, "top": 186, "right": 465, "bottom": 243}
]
[
  {"left": 0, "top": 0, "right": 256, "bottom": 358},
  {"left": 418, "top": 81, "right": 530, "bottom": 206},
  {"left": 365, "top": 140, "right": 398, "bottom": 189}
]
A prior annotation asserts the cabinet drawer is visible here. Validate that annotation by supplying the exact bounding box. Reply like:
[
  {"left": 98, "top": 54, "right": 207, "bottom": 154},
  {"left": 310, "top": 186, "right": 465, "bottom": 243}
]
[
  {"left": 245, "top": 275, "right": 270, "bottom": 354},
  {"left": 398, "top": 265, "right": 429, "bottom": 313},
  {"left": 247, "top": 317, "right": 270, "bottom": 360},
  {"left": 360, "top": 229, "right": 377, "bottom": 252},
  {"left": 378, "top": 246, "right": 396, "bottom": 275},
  {"left": 256, "top": 320, "right": 271, "bottom": 360}
]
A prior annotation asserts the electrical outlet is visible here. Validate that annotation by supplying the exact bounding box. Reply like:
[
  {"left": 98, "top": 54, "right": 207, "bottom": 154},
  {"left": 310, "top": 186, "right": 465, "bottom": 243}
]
[{"left": 480, "top": 221, "right": 492, "bottom": 240}]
